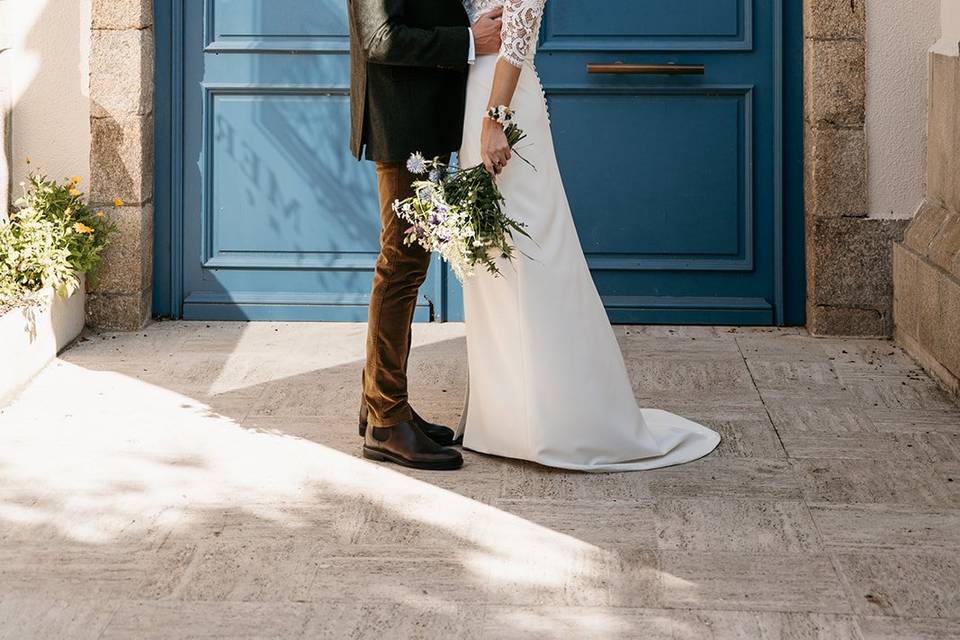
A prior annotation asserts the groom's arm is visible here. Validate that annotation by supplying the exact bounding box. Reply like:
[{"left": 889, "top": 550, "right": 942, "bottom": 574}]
[{"left": 352, "top": 0, "right": 470, "bottom": 69}]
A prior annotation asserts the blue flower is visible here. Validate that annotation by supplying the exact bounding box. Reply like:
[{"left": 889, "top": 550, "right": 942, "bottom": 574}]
[
  {"left": 406, "top": 152, "right": 428, "bottom": 175},
  {"left": 428, "top": 168, "right": 442, "bottom": 183}
]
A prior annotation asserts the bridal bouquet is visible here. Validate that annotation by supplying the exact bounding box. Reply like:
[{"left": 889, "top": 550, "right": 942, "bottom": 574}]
[{"left": 393, "top": 106, "right": 533, "bottom": 281}]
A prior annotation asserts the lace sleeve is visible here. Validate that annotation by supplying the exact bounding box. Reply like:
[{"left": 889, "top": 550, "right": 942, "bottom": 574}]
[{"left": 499, "top": 0, "right": 545, "bottom": 68}]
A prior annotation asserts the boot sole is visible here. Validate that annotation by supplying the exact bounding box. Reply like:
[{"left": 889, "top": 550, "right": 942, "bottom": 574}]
[{"left": 362, "top": 446, "right": 463, "bottom": 470}]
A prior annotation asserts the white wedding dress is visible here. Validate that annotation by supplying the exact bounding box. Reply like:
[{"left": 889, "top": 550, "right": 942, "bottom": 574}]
[{"left": 456, "top": 0, "right": 721, "bottom": 471}]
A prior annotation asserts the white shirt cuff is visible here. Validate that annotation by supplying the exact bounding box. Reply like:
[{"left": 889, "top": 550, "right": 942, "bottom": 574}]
[{"left": 467, "top": 28, "right": 476, "bottom": 64}]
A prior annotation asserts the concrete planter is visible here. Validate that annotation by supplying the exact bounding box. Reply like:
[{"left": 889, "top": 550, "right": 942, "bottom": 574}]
[{"left": 0, "top": 276, "right": 85, "bottom": 407}]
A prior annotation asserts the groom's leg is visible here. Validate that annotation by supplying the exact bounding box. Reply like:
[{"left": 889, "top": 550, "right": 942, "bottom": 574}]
[{"left": 363, "top": 161, "right": 432, "bottom": 428}]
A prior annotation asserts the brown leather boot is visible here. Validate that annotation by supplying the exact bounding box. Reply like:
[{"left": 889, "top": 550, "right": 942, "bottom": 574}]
[
  {"left": 362, "top": 421, "right": 463, "bottom": 470},
  {"left": 359, "top": 404, "right": 457, "bottom": 446}
]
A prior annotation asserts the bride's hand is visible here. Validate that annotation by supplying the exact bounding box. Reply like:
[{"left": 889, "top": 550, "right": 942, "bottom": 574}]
[{"left": 481, "top": 118, "right": 512, "bottom": 176}]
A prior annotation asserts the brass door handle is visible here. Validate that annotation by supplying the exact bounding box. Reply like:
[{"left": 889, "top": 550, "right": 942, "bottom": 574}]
[{"left": 587, "top": 63, "right": 705, "bottom": 75}]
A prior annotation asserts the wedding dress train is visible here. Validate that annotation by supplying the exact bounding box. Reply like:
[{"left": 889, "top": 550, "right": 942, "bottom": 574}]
[{"left": 456, "top": 0, "right": 721, "bottom": 471}]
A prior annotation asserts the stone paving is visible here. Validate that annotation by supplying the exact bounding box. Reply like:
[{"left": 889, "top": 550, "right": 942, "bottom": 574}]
[{"left": 1, "top": 322, "right": 959, "bottom": 639}]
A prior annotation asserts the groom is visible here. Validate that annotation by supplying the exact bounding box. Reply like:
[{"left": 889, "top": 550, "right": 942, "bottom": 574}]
[{"left": 347, "top": 0, "right": 503, "bottom": 470}]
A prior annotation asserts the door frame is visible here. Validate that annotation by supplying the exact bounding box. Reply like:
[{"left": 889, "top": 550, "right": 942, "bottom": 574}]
[
  {"left": 153, "top": 0, "right": 805, "bottom": 325},
  {"left": 153, "top": 0, "right": 181, "bottom": 318}
]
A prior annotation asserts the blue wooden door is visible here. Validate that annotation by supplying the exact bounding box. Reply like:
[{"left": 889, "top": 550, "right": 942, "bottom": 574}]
[{"left": 157, "top": 0, "right": 803, "bottom": 324}]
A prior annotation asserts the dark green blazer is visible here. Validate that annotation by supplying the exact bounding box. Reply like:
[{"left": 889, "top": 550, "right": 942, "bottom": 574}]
[{"left": 348, "top": 0, "right": 471, "bottom": 162}]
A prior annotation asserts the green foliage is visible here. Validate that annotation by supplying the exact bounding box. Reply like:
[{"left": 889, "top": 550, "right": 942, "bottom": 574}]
[{"left": 0, "top": 172, "right": 118, "bottom": 309}]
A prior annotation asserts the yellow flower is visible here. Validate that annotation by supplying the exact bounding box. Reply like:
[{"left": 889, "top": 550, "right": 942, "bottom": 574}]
[
  {"left": 113, "top": 197, "right": 124, "bottom": 207},
  {"left": 73, "top": 221, "right": 95, "bottom": 235},
  {"left": 96, "top": 211, "right": 106, "bottom": 218},
  {"left": 69, "top": 176, "right": 82, "bottom": 185},
  {"left": 69, "top": 187, "right": 81, "bottom": 197}
]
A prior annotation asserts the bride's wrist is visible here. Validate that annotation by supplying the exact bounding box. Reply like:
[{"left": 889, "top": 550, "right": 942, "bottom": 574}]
[{"left": 482, "top": 117, "right": 503, "bottom": 131}]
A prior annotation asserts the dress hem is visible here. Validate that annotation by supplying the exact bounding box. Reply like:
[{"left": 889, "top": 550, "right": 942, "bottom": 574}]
[{"left": 462, "top": 432, "right": 721, "bottom": 474}]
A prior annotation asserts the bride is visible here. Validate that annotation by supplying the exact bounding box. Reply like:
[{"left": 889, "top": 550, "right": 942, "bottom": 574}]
[{"left": 456, "top": 0, "right": 721, "bottom": 471}]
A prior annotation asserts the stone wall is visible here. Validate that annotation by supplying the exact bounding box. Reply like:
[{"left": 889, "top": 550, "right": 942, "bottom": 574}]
[
  {"left": 86, "top": 0, "right": 154, "bottom": 330},
  {"left": 893, "top": 50, "right": 960, "bottom": 399},
  {"left": 803, "top": 0, "right": 908, "bottom": 337}
]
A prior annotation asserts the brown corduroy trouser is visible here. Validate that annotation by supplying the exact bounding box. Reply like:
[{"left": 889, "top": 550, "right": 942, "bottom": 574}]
[{"left": 362, "top": 161, "right": 434, "bottom": 427}]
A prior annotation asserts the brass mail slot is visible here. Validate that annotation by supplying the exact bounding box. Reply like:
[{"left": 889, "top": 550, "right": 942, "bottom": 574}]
[{"left": 587, "top": 63, "right": 705, "bottom": 75}]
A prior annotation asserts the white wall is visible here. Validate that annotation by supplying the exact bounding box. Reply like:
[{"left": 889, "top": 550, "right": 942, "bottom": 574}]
[
  {"left": 0, "top": 0, "right": 12, "bottom": 215},
  {"left": 935, "top": 0, "right": 960, "bottom": 55},
  {"left": 3, "top": 0, "right": 91, "bottom": 203},
  {"left": 866, "top": 0, "right": 940, "bottom": 220}
]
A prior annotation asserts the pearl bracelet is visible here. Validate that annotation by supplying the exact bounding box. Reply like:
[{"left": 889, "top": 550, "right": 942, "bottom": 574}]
[{"left": 485, "top": 105, "right": 515, "bottom": 126}]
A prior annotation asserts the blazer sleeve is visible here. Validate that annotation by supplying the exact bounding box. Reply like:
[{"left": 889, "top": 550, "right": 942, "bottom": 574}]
[{"left": 352, "top": 0, "right": 471, "bottom": 68}]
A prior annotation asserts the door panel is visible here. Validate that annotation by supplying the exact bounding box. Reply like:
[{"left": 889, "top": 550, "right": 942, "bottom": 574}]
[
  {"left": 548, "top": 91, "right": 747, "bottom": 262},
  {"left": 207, "top": 0, "right": 349, "bottom": 51},
  {"left": 163, "top": 0, "right": 798, "bottom": 325},
  {"left": 543, "top": 0, "right": 750, "bottom": 49},
  {"left": 179, "top": 0, "right": 435, "bottom": 321}
]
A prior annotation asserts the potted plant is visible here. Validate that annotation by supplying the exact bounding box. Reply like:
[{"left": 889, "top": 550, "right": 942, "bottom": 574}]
[{"left": 0, "top": 168, "right": 117, "bottom": 404}]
